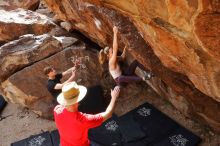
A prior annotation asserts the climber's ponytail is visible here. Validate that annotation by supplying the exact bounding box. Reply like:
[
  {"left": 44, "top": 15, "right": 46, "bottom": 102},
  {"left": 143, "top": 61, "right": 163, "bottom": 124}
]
[{"left": 98, "top": 49, "right": 107, "bottom": 65}]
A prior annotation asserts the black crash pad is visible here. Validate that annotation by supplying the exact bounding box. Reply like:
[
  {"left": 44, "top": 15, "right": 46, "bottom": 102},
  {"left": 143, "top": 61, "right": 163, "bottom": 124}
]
[
  {"left": 132, "top": 102, "right": 201, "bottom": 146},
  {"left": 118, "top": 111, "right": 146, "bottom": 143},
  {"left": 133, "top": 102, "right": 179, "bottom": 144},
  {"left": 50, "top": 130, "right": 60, "bottom": 146},
  {"left": 89, "top": 115, "right": 122, "bottom": 146},
  {"left": 91, "top": 102, "right": 201, "bottom": 146},
  {"left": 11, "top": 131, "right": 53, "bottom": 146},
  {"left": 152, "top": 126, "right": 201, "bottom": 146},
  {"left": 0, "top": 95, "right": 7, "bottom": 113}
]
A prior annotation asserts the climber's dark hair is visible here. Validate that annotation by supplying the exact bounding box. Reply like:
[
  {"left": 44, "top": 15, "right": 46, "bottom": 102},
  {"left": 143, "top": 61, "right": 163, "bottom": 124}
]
[{"left": 43, "top": 66, "right": 54, "bottom": 75}]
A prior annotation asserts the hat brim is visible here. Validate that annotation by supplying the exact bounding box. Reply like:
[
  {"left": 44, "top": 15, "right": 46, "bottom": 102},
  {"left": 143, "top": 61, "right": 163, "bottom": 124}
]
[{"left": 57, "top": 85, "right": 87, "bottom": 106}]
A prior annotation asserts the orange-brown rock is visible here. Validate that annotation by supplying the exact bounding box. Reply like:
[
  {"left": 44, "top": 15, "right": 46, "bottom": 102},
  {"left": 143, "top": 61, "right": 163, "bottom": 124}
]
[
  {"left": 0, "top": 9, "right": 56, "bottom": 43},
  {"left": 43, "top": 0, "right": 220, "bottom": 131},
  {"left": 0, "top": 0, "right": 40, "bottom": 11}
]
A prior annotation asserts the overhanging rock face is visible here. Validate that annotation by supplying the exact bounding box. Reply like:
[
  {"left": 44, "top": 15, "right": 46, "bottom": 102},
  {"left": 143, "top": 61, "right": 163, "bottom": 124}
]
[{"left": 43, "top": 0, "right": 220, "bottom": 131}]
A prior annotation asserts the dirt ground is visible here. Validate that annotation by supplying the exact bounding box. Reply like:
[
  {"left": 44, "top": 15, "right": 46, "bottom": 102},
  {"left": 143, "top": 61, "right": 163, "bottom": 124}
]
[
  {"left": 0, "top": 103, "right": 56, "bottom": 146},
  {"left": 0, "top": 85, "right": 220, "bottom": 146}
]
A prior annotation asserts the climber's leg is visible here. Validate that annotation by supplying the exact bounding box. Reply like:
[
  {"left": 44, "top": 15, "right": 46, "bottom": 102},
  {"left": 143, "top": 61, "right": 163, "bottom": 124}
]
[
  {"left": 115, "top": 75, "right": 142, "bottom": 84},
  {"left": 124, "top": 60, "right": 139, "bottom": 75},
  {"left": 124, "top": 60, "right": 154, "bottom": 80}
]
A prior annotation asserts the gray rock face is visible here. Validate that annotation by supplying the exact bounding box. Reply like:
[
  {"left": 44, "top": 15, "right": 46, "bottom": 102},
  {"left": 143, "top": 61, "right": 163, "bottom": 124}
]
[
  {"left": 0, "top": 9, "right": 56, "bottom": 43},
  {"left": 0, "top": 0, "right": 40, "bottom": 11},
  {"left": 0, "top": 34, "right": 78, "bottom": 82}
]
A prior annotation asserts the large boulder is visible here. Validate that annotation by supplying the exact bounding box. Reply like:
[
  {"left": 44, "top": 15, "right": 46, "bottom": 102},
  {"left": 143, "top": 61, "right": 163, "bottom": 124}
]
[
  {"left": 43, "top": 0, "right": 220, "bottom": 131},
  {"left": 0, "top": 0, "right": 40, "bottom": 11},
  {"left": 0, "top": 9, "right": 56, "bottom": 43},
  {"left": 0, "top": 34, "right": 78, "bottom": 83},
  {"left": 1, "top": 38, "right": 103, "bottom": 118}
]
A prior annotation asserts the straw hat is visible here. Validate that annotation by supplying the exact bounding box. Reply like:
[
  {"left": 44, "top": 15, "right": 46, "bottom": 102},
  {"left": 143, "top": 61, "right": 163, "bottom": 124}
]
[{"left": 57, "top": 82, "right": 87, "bottom": 106}]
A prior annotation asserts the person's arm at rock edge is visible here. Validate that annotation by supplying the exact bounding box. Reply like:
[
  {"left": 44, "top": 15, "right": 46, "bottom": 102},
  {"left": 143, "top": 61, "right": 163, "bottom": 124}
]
[
  {"left": 109, "top": 26, "right": 119, "bottom": 69},
  {"left": 117, "top": 45, "right": 127, "bottom": 61},
  {"left": 62, "top": 58, "right": 80, "bottom": 76},
  {"left": 54, "top": 69, "right": 76, "bottom": 89}
]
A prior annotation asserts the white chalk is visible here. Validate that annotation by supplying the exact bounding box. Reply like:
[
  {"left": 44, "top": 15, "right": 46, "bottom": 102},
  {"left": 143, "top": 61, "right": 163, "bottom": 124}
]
[{"left": 94, "top": 18, "right": 102, "bottom": 30}]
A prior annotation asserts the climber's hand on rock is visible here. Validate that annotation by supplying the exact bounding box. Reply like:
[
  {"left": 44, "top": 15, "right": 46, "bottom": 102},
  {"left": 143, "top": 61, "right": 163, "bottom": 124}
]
[
  {"left": 74, "top": 58, "right": 80, "bottom": 67},
  {"left": 113, "top": 26, "right": 118, "bottom": 34}
]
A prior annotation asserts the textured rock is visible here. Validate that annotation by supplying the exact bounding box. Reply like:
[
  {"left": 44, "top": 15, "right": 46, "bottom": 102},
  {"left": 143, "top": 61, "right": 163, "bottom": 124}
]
[
  {"left": 43, "top": 0, "right": 220, "bottom": 131},
  {"left": 1, "top": 42, "right": 103, "bottom": 118},
  {"left": 0, "top": 9, "right": 56, "bottom": 43},
  {"left": 36, "top": 0, "right": 54, "bottom": 18},
  {"left": 195, "top": 0, "right": 220, "bottom": 60},
  {"left": 0, "top": 0, "right": 40, "bottom": 11},
  {"left": 60, "top": 21, "right": 73, "bottom": 32},
  {"left": 0, "top": 34, "right": 78, "bottom": 82}
]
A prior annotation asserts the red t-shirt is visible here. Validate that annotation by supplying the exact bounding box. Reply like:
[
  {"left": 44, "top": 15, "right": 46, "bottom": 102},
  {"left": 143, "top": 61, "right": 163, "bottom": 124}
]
[{"left": 54, "top": 105, "right": 104, "bottom": 146}]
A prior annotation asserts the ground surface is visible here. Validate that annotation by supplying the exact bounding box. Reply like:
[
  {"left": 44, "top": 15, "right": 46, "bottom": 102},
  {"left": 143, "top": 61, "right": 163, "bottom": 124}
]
[
  {"left": 0, "top": 84, "right": 220, "bottom": 146},
  {"left": 0, "top": 103, "right": 56, "bottom": 146}
]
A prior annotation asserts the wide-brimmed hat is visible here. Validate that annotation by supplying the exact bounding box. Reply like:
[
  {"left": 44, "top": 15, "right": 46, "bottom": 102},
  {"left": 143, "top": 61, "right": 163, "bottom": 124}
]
[{"left": 57, "top": 82, "right": 87, "bottom": 106}]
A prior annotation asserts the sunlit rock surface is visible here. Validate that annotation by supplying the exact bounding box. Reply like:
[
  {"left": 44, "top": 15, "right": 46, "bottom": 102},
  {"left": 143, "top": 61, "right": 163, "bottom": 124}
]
[
  {"left": 43, "top": 0, "right": 220, "bottom": 131},
  {"left": 0, "top": 0, "right": 40, "bottom": 11},
  {"left": 0, "top": 8, "right": 56, "bottom": 43},
  {"left": 0, "top": 34, "right": 78, "bottom": 82}
]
